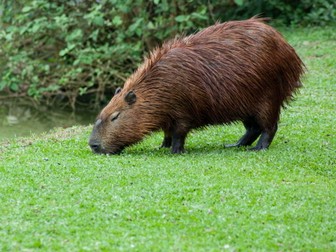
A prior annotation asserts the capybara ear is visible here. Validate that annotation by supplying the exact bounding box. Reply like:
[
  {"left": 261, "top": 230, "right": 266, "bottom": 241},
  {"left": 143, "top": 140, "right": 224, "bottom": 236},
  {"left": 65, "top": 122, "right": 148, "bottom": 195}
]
[
  {"left": 114, "top": 87, "right": 122, "bottom": 95},
  {"left": 125, "top": 91, "right": 137, "bottom": 105}
]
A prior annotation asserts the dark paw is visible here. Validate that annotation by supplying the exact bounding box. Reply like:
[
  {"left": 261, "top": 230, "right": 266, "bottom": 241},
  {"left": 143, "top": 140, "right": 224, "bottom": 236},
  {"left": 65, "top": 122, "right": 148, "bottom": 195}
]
[
  {"left": 249, "top": 146, "right": 268, "bottom": 151},
  {"left": 160, "top": 143, "right": 171, "bottom": 148},
  {"left": 171, "top": 147, "right": 185, "bottom": 154},
  {"left": 160, "top": 138, "right": 172, "bottom": 148}
]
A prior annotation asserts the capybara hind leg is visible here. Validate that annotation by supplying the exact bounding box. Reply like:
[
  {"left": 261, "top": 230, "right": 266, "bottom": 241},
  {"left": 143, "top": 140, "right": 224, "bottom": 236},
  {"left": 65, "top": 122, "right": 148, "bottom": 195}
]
[
  {"left": 226, "top": 118, "right": 261, "bottom": 148},
  {"left": 250, "top": 124, "right": 278, "bottom": 151},
  {"left": 161, "top": 132, "right": 172, "bottom": 148},
  {"left": 171, "top": 132, "right": 187, "bottom": 154}
]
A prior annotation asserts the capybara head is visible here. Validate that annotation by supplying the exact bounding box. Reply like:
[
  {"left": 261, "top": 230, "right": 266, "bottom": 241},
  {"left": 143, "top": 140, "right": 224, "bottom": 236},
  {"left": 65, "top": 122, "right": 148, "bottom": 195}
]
[{"left": 89, "top": 88, "right": 145, "bottom": 154}]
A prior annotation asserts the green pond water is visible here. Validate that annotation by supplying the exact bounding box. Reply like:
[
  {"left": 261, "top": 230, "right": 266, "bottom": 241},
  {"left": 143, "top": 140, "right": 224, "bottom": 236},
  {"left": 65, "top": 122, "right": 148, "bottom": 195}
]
[{"left": 0, "top": 99, "right": 99, "bottom": 141}]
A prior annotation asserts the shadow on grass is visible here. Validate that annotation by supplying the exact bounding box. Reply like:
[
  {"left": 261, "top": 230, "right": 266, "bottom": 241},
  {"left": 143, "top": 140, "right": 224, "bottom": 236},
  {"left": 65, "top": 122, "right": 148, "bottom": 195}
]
[{"left": 122, "top": 142, "right": 250, "bottom": 157}]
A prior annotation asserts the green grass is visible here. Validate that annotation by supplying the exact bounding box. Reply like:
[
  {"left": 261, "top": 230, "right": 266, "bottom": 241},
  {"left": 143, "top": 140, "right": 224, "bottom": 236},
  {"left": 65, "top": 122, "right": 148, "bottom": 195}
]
[{"left": 1, "top": 26, "right": 335, "bottom": 251}]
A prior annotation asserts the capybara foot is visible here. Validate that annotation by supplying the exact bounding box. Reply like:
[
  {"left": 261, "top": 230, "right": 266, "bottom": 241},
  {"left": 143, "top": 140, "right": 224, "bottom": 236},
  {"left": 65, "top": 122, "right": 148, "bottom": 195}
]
[
  {"left": 160, "top": 136, "right": 172, "bottom": 148},
  {"left": 171, "top": 146, "right": 185, "bottom": 154},
  {"left": 249, "top": 146, "right": 267, "bottom": 151}
]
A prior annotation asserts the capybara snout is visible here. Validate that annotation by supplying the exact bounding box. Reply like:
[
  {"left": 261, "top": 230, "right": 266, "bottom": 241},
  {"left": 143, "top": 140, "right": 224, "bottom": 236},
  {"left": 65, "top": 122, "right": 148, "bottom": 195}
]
[
  {"left": 89, "top": 17, "right": 304, "bottom": 154},
  {"left": 89, "top": 119, "right": 102, "bottom": 153}
]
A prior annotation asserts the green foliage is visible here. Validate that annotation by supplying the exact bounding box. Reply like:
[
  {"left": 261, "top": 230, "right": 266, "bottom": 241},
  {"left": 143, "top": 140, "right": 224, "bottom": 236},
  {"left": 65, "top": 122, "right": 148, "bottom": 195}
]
[
  {"left": 0, "top": 0, "right": 335, "bottom": 108},
  {"left": 226, "top": 0, "right": 336, "bottom": 26},
  {"left": 0, "top": 0, "right": 211, "bottom": 107}
]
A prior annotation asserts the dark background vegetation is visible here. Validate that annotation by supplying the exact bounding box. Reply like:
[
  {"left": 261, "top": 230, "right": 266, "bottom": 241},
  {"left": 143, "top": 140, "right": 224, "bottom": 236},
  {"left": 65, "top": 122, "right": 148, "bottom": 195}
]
[{"left": 0, "top": 0, "right": 335, "bottom": 108}]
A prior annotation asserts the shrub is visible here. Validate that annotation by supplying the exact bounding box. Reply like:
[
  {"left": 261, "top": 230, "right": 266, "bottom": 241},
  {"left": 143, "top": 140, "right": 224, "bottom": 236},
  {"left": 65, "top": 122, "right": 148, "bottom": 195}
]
[{"left": 225, "top": 0, "right": 336, "bottom": 26}]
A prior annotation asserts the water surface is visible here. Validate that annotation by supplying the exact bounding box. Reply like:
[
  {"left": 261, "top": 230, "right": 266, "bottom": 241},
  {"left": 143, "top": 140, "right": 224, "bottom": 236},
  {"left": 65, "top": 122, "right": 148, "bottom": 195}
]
[{"left": 0, "top": 99, "right": 99, "bottom": 141}]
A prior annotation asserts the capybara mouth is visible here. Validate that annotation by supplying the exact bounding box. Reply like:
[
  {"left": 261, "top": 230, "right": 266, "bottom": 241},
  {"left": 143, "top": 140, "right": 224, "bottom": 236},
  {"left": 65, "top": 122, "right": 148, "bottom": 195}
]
[
  {"left": 91, "top": 146, "right": 123, "bottom": 155},
  {"left": 89, "top": 141, "right": 103, "bottom": 154},
  {"left": 106, "top": 149, "right": 123, "bottom": 155},
  {"left": 89, "top": 138, "right": 124, "bottom": 155}
]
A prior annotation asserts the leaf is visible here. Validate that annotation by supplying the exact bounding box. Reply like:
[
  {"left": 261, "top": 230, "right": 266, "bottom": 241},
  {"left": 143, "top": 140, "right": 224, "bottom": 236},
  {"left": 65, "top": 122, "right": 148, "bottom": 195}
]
[
  {"left": 147, "top": 21, "right": 155, "bottom": 29},
  {"left": 191, "top": 12, "right": 208, "bottom": 20},
  {"left": 90, "top": 30, "right": 99, "bottom": 42},
  {"left": 10, "top": 83, "right": 19, "bottom": 92},
  {"left": 22, "top": 6, "right": 32, "bottom": 12},
  {"left": 59, "top": 44, "right": 76, "bottom": 56},
  {"left": 128, "top": 18, "right": 143, "bottom": 33},
  {"left": 112, "top": 15, "right": 123, "bottom": 26},
  {"left": 175, "top": 15, "right": 189, "bottom": 23},
  {"left": 135, "top": 28, "right": 142, "bottom": 37},
  {"left": 31, "top": 22, "right": 42, "bottom": 33},
  {"left": 92, "top": 16, "right": 105, "bottom": 26},
  {"left": 66, "top": 29, "right": 83, "bottom": 42},
  {"left": 79, "top": 87, "right": 88, "bottom": 95},
  {"left": 59, "top": 47, "right": 68, "bottom": 56},
  {"left": 234, "top": 0, "right": 244, "bottom": 6}
]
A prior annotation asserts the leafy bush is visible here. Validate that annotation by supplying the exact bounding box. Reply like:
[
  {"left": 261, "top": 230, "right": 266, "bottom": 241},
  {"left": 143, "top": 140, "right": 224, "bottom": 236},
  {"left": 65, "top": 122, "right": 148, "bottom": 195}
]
[
  {"left": 226, "top": 0, "right": 336, "bottom": 26},
  {"left": 0, "top": 0, "right": 212, "bottom": 108},
  {"left": 0, "top": 0, "right": 335, "bottom": 108}
]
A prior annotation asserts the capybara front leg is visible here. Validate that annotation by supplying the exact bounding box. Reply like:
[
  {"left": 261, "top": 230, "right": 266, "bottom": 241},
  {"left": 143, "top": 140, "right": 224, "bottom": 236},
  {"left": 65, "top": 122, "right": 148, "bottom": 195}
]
[
  {"left": 226, "top": 118, "right": 261, "bottom": 148},
  {"left": 171, "top": 132, "right": 187, "bottom": 154},
  {"left": 160, "top": 132, "right": 172, "bottom": 148},
  {"left": 250, "top": 124, "right": 278, "bottom": 151}
]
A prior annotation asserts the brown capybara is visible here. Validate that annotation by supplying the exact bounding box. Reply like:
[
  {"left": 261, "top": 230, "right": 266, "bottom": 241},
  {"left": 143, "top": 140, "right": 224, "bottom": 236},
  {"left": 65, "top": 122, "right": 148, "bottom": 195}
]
[{"left": 89, "top": 17, "right": 304, "bottom": 154}]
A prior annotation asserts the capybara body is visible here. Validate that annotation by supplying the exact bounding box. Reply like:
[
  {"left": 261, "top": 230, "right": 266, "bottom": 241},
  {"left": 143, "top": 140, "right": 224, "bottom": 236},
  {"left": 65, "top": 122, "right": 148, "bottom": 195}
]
[{"left": 89, "top": 17, "right": 304, "bottom": 154}]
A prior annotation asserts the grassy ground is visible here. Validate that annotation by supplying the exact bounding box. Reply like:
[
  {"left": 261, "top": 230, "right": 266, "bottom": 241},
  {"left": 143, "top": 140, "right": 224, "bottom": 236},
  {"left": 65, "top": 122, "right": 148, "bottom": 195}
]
[{"left": 1, "top": 26, "right": 335, "bottom": 251}]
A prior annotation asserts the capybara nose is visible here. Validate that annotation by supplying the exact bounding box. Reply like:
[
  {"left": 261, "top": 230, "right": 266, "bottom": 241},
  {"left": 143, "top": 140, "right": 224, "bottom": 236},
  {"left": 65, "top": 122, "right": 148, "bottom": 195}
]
[{"left": 89, "top": 141, "right": 101, "bottom": 153}]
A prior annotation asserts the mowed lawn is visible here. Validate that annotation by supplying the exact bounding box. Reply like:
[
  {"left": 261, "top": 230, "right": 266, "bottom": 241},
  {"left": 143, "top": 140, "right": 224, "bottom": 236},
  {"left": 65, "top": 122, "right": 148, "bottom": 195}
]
[{"left": 0, "top": 26, "right": 335, "bottom": 251}]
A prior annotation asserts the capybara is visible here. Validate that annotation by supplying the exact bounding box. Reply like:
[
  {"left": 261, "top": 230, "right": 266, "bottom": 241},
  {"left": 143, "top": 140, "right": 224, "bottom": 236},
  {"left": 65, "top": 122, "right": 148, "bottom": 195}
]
[{"left": 89, "top": 17, "right": 304, "bottom": 154}]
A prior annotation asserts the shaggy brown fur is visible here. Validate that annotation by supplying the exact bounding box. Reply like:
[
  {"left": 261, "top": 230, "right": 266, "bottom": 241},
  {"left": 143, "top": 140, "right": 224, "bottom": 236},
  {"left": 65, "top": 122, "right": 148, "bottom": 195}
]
[{"left": 89, "top": 17, "right": 305, "bottom": 154}]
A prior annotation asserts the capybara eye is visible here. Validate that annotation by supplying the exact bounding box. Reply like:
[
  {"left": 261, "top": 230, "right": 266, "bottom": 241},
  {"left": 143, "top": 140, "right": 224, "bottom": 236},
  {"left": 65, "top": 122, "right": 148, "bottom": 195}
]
[
  {"left": 124, "top": 91, "right": 137, "bottom": 105},
  {"left": 111, "top": 111, "right": 120, "bottom": 121}
]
